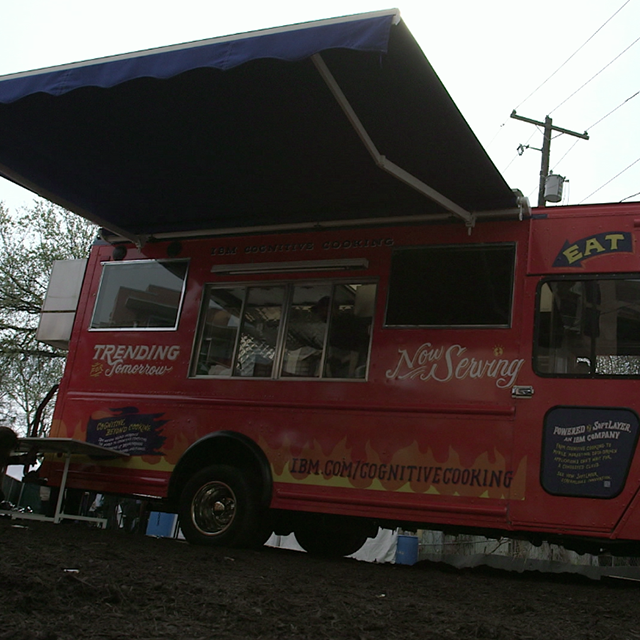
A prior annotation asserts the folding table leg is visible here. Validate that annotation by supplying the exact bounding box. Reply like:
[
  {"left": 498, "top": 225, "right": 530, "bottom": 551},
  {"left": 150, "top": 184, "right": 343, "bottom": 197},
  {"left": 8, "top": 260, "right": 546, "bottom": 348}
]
[{"left": 53, "top": 452, "right": 71, "bottom": 524}]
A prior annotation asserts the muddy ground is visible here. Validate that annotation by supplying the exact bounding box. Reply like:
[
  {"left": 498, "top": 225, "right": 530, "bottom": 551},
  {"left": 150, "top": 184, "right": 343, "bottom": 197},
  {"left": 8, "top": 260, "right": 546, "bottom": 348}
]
[{"left": 1, "top": 518, "right": 640, "bottom": 640}]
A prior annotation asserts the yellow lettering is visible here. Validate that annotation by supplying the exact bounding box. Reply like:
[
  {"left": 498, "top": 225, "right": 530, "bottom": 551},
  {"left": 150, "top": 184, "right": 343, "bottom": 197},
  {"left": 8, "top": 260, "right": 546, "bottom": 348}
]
[
  {"left": 605, "top": 233, "right": 624, "bottom": 250},
  {"left": 584, "top": 238, "right": 605, "bottom": 256},
  {"left": 563, "top": 244, "right": 583, "bottom": 264}
]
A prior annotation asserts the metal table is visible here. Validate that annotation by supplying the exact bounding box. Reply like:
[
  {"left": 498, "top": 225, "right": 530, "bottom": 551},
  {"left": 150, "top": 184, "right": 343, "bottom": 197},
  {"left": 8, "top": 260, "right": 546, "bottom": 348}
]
[{"left": 1, "top": 437, "right": 128, "bottom": 528}]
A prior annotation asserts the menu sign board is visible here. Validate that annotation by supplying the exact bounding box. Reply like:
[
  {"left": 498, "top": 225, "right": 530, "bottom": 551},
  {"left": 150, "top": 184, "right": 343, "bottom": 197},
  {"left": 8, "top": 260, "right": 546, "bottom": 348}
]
[
  {"left": 541, "top": 406, "right": 639, "bottom": 498},
  {"left": 86, "top": 406, "right": 167, "bottom": 456}
]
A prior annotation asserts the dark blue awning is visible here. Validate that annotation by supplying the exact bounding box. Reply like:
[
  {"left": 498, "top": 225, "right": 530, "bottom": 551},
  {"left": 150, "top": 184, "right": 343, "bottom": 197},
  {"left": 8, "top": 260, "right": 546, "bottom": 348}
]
[
  {"left": 0, "top": 13, "right": 394, "bottom": 103},
  {"left": 0, "top": 10, "right": 524, "bottom": 243}
]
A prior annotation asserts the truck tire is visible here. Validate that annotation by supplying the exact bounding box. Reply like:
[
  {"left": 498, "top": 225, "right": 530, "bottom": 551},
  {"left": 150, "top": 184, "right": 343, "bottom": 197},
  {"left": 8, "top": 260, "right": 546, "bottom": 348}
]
[
  {"left": 178, "top": 464, "right": 270, "bottom": 548},
  {"left": 295, "top": 526, "right": 369, "bottom": 558}
]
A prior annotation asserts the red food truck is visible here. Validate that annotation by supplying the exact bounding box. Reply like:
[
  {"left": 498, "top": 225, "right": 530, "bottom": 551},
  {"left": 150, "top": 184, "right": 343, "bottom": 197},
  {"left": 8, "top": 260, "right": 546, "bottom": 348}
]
[
  {"left": 32, "top": 199, "right": 640, "bottom": 556},
  {"left": 1, "top": 10, "right": 639, "bottom": 556}
]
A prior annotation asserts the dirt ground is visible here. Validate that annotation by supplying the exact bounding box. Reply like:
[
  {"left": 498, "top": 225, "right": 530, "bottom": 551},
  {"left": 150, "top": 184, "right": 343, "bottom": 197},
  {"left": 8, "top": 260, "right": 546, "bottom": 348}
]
[{"left": 1, "top": 518, "right": 640, "bottom": 640}]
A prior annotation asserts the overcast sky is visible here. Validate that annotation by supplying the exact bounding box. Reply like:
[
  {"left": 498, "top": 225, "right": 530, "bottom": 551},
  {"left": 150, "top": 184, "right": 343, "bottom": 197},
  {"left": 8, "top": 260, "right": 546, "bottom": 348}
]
[{"left": 0, "top": 0, "right": 638, "bottom": 212}]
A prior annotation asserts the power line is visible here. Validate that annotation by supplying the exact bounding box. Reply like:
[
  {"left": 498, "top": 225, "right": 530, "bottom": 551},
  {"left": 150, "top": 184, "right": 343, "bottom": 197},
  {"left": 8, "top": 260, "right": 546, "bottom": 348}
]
[
  {"left": 550, "top": 34, "right": 640, "bottom": 114},
  {"left": 588, "top": 90, "right": 639, "bottom": 129},
  {"left": 501, "top": 127, "right": 539, "bottom": 173},
  {"left": 580, "top": 156, "right": 640, "bottom": 203},
  {"left": 513, "top": 0, "right": 631, "bottom": 111},
  {"left": 552, "top": 139, "right": 581, "bottom": 170},
  {"left": 552, "top": 90, "right": 639, "bottom": 169},
  {"left": 485, "top": 122, "right": 506, "bottom": 151},
  {"left": 621, "top": 191, "right": 640, "bottom": 202}
]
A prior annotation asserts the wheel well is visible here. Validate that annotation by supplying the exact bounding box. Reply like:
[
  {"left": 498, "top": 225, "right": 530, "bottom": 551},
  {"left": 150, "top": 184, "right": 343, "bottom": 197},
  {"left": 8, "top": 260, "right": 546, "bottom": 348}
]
[{"left": 168, "top": 431, "right": 272, "bottom": 510}]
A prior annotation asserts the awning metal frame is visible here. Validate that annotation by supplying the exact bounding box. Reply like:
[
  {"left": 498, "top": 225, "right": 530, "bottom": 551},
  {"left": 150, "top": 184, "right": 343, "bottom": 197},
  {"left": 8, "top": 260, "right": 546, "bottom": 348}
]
[{"left": 311, "top": 53, "right": 476, "bottom": 229}]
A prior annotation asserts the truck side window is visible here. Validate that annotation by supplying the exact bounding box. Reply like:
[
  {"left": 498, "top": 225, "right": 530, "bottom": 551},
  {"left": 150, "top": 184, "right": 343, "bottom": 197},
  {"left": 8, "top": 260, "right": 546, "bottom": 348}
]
[
  {"left": 386, "top": 243, "right": 515, "bottom": 327},
  {"left": 325, "top": 283, "right": 375, "bottom": 379},
  {"left": 90, "top": 259, "right": 188, "bottom": 330},
  {"left": 193, "top": 281, "right": 376, "bottom": 380},
  {"left": 535, "top": 278, "right": 640, "bottom": 376},
  {"left": 282, "top": 285, "right": 332, "bottom": 378},
  {"left": 235, "top": 286, "right": 285, "bottom": 378},
  {"left": 196, "top": 287, "right": 244, "bottom": 376}
]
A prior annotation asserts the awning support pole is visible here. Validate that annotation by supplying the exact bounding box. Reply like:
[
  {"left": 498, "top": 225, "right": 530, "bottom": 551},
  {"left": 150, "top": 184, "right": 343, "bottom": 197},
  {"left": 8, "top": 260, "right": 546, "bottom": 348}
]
[{"left": 311, "top": 54, "right": 475, "bottom": 228}]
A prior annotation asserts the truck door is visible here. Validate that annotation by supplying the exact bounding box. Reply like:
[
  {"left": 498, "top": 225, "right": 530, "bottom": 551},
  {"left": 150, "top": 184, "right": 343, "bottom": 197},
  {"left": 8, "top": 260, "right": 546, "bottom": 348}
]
[{"left": 510, "top": 274, "right": 640, "bottom": 541}]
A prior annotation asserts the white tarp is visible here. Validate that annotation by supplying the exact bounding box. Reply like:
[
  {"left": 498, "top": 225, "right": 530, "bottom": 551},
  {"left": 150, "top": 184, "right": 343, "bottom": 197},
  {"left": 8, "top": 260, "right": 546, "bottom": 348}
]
[{"left": 266, "top": 528, "right": 398, "bottom": 563}]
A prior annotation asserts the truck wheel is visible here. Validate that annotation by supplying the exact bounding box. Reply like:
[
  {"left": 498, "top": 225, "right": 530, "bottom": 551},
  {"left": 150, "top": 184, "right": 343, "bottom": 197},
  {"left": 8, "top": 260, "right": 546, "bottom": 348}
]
[
  {"left": 179, "top": 464, "right": 270, "bottom": 548},
  {"left": 295, "top": 527, "right": 368, "bottom": 558}
]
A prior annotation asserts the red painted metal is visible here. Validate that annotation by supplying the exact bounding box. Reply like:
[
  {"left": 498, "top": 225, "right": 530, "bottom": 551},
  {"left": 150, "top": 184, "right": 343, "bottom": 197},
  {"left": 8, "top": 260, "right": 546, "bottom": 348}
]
[{"left": 40, "top": 201, "right": 640, "bottom": 545}]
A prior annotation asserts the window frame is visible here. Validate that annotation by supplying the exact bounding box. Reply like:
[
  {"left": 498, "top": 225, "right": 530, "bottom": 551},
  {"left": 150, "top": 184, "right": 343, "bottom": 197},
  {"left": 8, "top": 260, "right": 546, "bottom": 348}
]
[
  {"left": 534, "top": 274, "right": 640, "bottom": 379},
  {"left": 190, "top": 278, "right": 378, "bottom": 381},
  {"left": 89, "top": 258, "right": 189, "bottom": 332},
  {"left": 384, "top": 242, "right": 517, "bottom": 329}
]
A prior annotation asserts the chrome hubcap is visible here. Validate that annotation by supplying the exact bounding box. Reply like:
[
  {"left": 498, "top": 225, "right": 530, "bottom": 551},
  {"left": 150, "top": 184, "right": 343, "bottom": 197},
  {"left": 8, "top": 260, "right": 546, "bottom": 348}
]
[{"left": 191, "top": 480, "right": 236, "bottom": 537}]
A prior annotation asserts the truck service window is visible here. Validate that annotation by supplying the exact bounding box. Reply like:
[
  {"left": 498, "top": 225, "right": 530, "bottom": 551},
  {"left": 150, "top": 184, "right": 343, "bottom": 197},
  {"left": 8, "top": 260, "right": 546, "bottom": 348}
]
[
  {"left": 90, "top": 259, "right": 188, "bottom": 330},
  {"left": 385, "top": 244, "right": 516, "bottom": 327},
  {"left": 193, "top": 281, "right": 376, "bottom": 380},
  {"left": 236, "top": 286, "right": 285, "bottom": 377},
  {"left": 536, "top": 278, "right": 640, "bottom": 376}
]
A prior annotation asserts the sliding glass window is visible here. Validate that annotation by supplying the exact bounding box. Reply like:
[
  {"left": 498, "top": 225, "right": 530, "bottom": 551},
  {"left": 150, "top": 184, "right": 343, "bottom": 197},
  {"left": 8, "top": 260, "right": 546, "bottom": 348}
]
[{"left": 193, "top": 281, "right": 376, "bottom": 380}]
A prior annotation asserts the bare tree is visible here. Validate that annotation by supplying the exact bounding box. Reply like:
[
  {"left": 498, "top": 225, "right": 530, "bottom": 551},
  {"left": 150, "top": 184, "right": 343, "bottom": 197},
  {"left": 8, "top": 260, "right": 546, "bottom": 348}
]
[{"left": 0, "top": 200, "right": 96, "bottom": 434}]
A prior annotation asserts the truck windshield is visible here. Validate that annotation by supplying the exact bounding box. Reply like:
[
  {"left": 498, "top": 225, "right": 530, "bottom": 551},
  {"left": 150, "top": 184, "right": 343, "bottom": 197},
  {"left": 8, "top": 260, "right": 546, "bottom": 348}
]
[{"left": 536, "top": 277, "right": 640, "bottom": 376}]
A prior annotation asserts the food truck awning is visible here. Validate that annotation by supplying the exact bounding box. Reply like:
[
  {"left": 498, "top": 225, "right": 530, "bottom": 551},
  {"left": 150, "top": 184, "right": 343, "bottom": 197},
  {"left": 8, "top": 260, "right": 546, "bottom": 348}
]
[{"left": 0, "top": 10, "right": 525, "bottom": 244}]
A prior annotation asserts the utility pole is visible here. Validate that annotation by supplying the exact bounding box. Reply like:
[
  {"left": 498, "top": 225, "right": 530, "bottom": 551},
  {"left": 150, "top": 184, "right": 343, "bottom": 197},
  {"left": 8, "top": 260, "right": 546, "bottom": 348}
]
[{"left": 510, "top": 110, "right": 589, "bottom": 207}]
